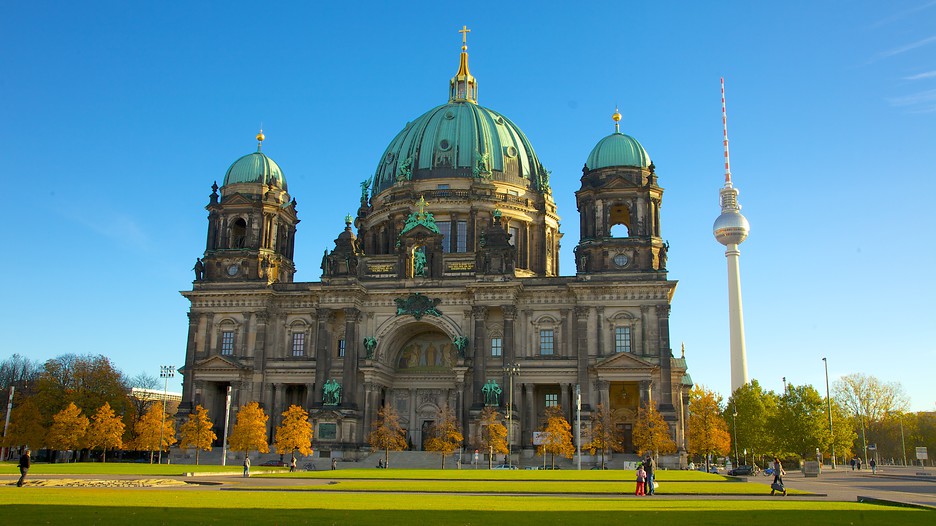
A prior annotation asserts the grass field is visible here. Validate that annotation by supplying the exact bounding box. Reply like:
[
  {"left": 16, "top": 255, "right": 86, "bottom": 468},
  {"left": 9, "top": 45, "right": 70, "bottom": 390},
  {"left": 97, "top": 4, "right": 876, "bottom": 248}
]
[{"left": 1, "top": 465, "right": 931, "bottom": 525}]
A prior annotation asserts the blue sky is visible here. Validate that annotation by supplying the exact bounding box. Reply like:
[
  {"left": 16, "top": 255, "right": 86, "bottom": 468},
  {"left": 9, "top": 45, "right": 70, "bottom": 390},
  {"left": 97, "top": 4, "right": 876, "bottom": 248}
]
[{"left": 2, "top": 1, "right": 934, "bottom": 411}]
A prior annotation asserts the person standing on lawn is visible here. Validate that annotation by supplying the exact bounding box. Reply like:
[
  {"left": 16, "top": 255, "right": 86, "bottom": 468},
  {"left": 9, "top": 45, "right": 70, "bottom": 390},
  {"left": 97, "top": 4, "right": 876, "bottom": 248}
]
[
  {"left": 644, "top": 453, "right": 655, "bottom": 495},
  {"left": 243, "top": 454, "right": 250, "bottom": 477},
  {"left": 635, "top": 464, "right": 646, "bottom": 496}
]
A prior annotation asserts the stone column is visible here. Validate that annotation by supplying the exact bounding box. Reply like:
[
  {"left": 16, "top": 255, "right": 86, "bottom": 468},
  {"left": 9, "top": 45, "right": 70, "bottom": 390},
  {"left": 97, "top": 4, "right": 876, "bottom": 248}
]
[
  {"left": 408, "top": 388, "right": 417, "bottom": 449},
  {"left": 313, "top": 309, "right": 331, "bottom": 404},
  {"left": 574, "top": 306, "right": 591, "bottom": 410},
  {"left": 597, "top": 380, "right": 610, "bottom": 410},
  {"left": 656, "top": 305, "right": 675, "bottom": 412},
  {"left": 596, "top": 307, "right": 605, "bottom": 358},
  {"left": 204, "top": 313, "right": 214, "bottom": 356},
  {"left": 305, "top": 382, "right": 316, "bottom": 409},
  {"left": 640, "top": 380, "right": 652, "bottom": 407},
  {"left": 471, "top": 306, "right": 488, "bottom": 406},
  {"left": 523, "top": 383, "right": 535, "bottom": 447},
  {"left": 341, "top": 308, "right": 361, "bottom": 408},
  {"left": 560, "top": 383, "right": 571, "bottom": 422},
  {"left": 362, "top": 382, "right": 376, "bottom": 438},
  {"left": 640, "top": 305, "right": 651, "bottom": 357},
  {"left": 180, "top": 312, "right": 199, "bottom": 412},
  {"left": 254, "top": 312, "right": 268, "bottom": 369}
]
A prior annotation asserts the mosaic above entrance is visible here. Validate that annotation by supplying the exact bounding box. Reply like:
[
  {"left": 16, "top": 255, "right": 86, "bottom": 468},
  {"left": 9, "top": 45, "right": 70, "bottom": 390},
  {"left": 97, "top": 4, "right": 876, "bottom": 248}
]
[{"left": 396, "top": 332, "right": 457, "bottom": 371}]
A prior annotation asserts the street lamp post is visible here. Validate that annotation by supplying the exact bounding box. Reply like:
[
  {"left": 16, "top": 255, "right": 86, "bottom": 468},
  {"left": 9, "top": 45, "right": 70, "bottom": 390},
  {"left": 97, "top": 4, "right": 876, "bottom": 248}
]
[
  {"left": 732, "top": 406, "right": 739, "bottom": 467},
  {"left": 1, "top": 386, "right": 13, "bottom": 461},
  {"left": 504, "top": 363, "right": 520, "bottom": 467},
  {"left": 158, "top": 365, "right": 175, "bottom": 464},
  {"left": 822, "top": 357, "right": 835, "bottom": 468}
]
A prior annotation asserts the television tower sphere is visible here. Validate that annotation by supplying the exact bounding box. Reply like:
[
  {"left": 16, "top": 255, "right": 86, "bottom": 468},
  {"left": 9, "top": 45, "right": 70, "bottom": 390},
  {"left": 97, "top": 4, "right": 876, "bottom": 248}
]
[{"left": 713, "top": 185, "right": 749, "bottom": 246}]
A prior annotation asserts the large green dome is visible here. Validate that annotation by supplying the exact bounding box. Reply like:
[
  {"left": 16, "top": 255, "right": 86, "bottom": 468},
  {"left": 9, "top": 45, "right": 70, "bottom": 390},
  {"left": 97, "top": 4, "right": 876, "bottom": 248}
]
[
  {"left": 585, "top": 132, "right": 651, "bottom": 170},
  {"left": 371, "top": 102, "right": 548, "bottom": 195},
  {"left": 223, "top": 151, "right": 287, "bottom": 190}
]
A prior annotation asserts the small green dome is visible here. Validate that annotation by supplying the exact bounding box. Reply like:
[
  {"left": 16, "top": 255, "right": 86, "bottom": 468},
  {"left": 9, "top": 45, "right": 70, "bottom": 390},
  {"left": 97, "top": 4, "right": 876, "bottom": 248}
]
[
  {"left": 372, "top": 102, "right": 548, "bottom": 195},
  {"left": 585, "top": 132, "right": 651, "bottom": 170},
  {"left": 223, "top": 151, "right": 287, "bottom": 190}
]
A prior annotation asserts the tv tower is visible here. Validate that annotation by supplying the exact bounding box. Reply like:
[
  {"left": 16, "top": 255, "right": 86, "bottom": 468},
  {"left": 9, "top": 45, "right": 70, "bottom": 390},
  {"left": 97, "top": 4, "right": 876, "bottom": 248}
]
[{"left": 713, "top": 78, "right": 750, "bottom": 393}]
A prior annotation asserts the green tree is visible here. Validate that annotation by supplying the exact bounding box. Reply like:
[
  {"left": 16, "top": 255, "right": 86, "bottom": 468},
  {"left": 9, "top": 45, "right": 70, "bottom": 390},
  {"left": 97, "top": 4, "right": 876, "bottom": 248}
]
[
  {"left": 833, "top": 373, "right": 908, "bottom": 458},
  {"left": 133, "top": 405, "right": 176, "bottom": 463},
  {"left": 688, "top": 385, "right": 730, "bottom": 471},
  {"left": 584, "top": 403, "right": 624, "bottom": 469},
  {"left": 86, "top": 402, "right": 125, "bottom": 462},
  {"left": 178, "top": 405, "right": 217, "bottom": 465},
  {"left": 274, "top": 405, "right": 314, "bottom": 462},
  {"left": 725, "top": 380, "right": 776, "bottom": 466},
  {"left": 475, "top": 407, "right": 508, "bottom": 468},
  {"left": 537, "top": 406, "right": 574, "bottom": 468},
  {"left": 228, "top": 401, "right": 269, "bottom": 457},
  {"left": 633, "top": 402, "right": 677, "bottom": 460},
  {"left": 367, "top": 403, "right": 408, "bottom": 468},
  {"left": 48, "top": 402, "right": 89, "bottom": 461},
  {"left": 1, "top": 397, "right": 46, "bottom": 451},
  {"left": 770, "top": 384, "right": 833, "bottom": 458},
  {"left": 423, "top": 404, "right": 463, "bottom": 469}
]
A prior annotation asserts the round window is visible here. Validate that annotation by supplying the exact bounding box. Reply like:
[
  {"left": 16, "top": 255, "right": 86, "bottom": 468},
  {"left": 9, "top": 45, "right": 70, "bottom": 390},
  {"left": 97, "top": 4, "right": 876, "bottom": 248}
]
[
  {"left": 385, "top": 152, "right": 395, "bottom": 164},
  {"left": 613, "top": 254, "right": 629, "bottom": 267},
  {"left": 444, "top": 110, "right": 455, "bottom": 120},
  {"left": 505, "top": 146, "right": 518, "bottom": 158},
  {"left": 439, "top": 139, "right": 452, "bottom": 151}
]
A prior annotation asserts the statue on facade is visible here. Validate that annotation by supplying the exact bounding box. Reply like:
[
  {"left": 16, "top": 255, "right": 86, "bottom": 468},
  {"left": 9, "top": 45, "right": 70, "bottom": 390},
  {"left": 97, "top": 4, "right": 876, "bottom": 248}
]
[
  {"left": 413, "top": 249, "right": 428, "bottom": 277},
  {"left": 453, "top": 336, "right": 469, "bottom": 358},
  {"left": 363, "top": 337, "right": 377, "bottom": 359},
  {"left": 323, "top": 379, "right": 342, "bottom": 406},
  {"left": 658, "top": 241, "right": 669, "bottom": 270},
  {"left": 481, "top": 380, "right": 502, "bottom": 406},
  {"left": 193, "top": 258, "right": 205, "bottom": 281}
]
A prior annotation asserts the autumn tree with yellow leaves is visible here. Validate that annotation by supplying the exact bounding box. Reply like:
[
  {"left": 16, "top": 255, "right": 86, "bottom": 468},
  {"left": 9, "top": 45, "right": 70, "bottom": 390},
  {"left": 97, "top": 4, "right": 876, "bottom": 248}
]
[
  {"left": 133, "top": 405, "right": 177, "bottom": 464},
  {"left": 228, "top": 401, "right": 269, "bottom": 457},
  {"left": 274, "top": 405, "right": 314, "bottom": 462},
  {"left": 367, "top": 403, "right": 407, "bottom": 468},
  {"left": 688, "top": 385, "right": 731, "bottom": 471},
  {"left": 537, "top": 406, "right": 574, "bottom": 469},
  {"left": 584, "top": 403, "right": 624, "bottom": 469},
  {"left": 48, "top": 402, "right": 89, "bottom": 461},
  {"left": 423, "top": 404, "right": 463, "bottom": 469},
  {"left": 475, "top": 407, "right": 508, "bottom": 468},
  {"left": 178, "top": 405, "right": 217, "bottom": 465},
  {"left": 86, "top": 402, "right": 125, "bottom": 462},
  {"left": 1, "top": 398, "right": 46, "bottom": 452},
  {"left": 633, "top": 402, "right": 677, "bottom": 460}
]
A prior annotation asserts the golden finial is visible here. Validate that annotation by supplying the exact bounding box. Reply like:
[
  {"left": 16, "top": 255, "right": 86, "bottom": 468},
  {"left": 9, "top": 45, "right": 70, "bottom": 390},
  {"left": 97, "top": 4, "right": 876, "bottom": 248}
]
[
  {"left": 415, "top": 195, "right": 429, "bottom": 218},
  {"left": 459, "top": 25, "right": 471, "bottom": 51},
  {"left": 612, "top": 107, "right": 622, "bottom": 133},
  {"left": 256, "top": 128, "right": 265, "bottom": 151},
  {"left": 681, "top": 342, "right": 686, "bottom": 358}
]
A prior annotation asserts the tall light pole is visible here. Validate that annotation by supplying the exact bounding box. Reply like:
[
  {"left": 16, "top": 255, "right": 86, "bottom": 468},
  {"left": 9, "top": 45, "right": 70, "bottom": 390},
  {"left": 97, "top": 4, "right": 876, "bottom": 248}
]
[
  {"left": 822, "top": 357, "right": 835, "bottom": 468},
  {"left": 158, "top": 365, "right": 175, "bottom": 464},
  {"left": 575, "top": 384, "right": 581, "bottom": 471},
  {"left": 221, "top": 385, "right": 232, "bottom": 466},
  {"left": 732, "top": 405, "right": 739, "bottom": 467},
  {"left": 504, "top": 363, "right": 520, "bottom": 467},
  {"left": 2, "top": 386, "right": 13, "bottom": 461}
]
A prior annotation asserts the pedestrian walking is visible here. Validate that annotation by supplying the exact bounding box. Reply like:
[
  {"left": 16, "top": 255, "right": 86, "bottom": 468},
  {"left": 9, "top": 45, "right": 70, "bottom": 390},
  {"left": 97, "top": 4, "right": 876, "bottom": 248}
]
[
  {"left": 644, "top": 453, "right": 655, "bottom": 495},
  {"left": 243, "top": 454, "right": 251, "bottom": 478},
  {"left": 290, "top": 456, "right": 297, "bottom": 472},
  {"left": 770, "top": 457, "right": 786, "bottom": 496},
  {"left": 635, "top": 464, "right": 646, "bottom": 496},
  {"left": 16, "top": 449, "right": 30, "bottom": 487},
  {"left": 870, "top": 458, "right": 876, "bottom": 474},
  {"left": 850, "top": 458, "right": 856, "bottom": 471},
  {"left": 856, "top": 457, "right": 862, "bottom": 470},
  {"left": 331, "top": 457, "right": 338, "bottom": 470}
]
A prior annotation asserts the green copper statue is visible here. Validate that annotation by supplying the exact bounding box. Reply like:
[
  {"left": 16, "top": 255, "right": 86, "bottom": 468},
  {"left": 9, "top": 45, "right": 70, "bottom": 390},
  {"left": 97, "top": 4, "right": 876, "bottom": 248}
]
[{"left": 323, "top": 379, "right": 342, "bottom": 406}]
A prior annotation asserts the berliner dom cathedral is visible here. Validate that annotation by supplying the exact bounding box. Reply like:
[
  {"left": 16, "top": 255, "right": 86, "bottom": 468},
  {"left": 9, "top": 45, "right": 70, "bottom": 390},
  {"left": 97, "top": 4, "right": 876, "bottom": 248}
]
[{"left": 179, "top": 28, "right": 691, "bottom": 467}]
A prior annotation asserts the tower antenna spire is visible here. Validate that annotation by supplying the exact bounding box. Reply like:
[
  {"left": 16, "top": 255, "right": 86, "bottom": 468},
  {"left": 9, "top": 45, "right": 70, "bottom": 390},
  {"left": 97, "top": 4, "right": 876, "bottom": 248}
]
[{"left": 721, "top": 77, "right": 731, "bottom": 185}]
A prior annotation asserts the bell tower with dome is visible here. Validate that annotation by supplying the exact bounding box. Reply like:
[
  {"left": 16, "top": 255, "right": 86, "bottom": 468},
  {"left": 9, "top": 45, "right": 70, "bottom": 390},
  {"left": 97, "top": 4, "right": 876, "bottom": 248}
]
[
  {"left": 179, "top": 28, "right": 691, "bottom": 469},
  {"left": 574, "top": 110, "right": 668, "bottom": 276},
  {"left": 199, "top": 131, "right": 300, "bottom": 284}
]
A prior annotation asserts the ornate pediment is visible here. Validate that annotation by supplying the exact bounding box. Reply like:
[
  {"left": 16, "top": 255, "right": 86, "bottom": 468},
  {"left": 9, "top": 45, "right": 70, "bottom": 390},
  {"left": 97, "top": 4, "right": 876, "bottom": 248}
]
[
  {"left": 221, "top": 193, "right": 255, "bottom": 206},
  {"left": 594, "top": 352, "right": 656, "bottom": 371},
  {"left": 394, "top": 293, "right": 442, "bottom": 320},
  {"left": 193, "top": 354, "right": 247, "bottom": 371}
]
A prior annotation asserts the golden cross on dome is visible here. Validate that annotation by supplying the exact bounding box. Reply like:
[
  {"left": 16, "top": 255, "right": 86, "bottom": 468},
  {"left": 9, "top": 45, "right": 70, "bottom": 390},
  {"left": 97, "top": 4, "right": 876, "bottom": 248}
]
[
  {"left": 459, "top": 25, "right": 471, "bottom": 48},
  {"left": 415, "top": 195, "right": 429, "bottom": 217}
]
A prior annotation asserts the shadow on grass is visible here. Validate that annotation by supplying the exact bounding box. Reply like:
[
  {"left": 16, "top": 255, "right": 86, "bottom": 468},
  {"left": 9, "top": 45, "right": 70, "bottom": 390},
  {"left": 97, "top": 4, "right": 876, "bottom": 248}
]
[{"left": 1, "top": 507, "right": 931, "bottom": 526}]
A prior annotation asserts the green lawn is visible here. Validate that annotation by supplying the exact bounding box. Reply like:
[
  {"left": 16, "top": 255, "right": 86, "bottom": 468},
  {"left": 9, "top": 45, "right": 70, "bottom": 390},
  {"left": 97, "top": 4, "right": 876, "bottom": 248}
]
[
  {"left": 0, "top": 461, "right": 242, "bottom": 476},
  {"left": 263, "top": 467, "right": 732, "bottom": 481},
  {"left": 0, "top": 488, "right": 929, "bottom": 525}
]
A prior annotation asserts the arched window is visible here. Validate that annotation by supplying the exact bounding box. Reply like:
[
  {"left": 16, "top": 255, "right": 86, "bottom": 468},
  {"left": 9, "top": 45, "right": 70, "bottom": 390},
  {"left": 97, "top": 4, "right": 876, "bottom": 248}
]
[
  {"left": 231, "top": 218, "right": 247, "bottom": 248},
  {"left": 608, "top": 203, "right": 631, "bottom": 237}
]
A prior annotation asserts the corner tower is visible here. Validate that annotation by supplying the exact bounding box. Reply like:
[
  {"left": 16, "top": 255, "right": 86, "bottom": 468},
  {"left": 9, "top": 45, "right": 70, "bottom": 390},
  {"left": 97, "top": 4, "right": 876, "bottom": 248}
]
[
  {"left": 574, "top": 110, "right": 666, "bottom": 276},
  {"left": 199, "top": 131, "right": 300, "bottom": 284}
]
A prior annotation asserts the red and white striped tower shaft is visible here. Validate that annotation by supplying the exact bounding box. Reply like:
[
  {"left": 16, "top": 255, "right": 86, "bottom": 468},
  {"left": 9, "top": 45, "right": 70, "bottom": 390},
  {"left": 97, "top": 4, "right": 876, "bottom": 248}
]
[{"left": 713, "top": 77, "right": 750, "bottom": 394}]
